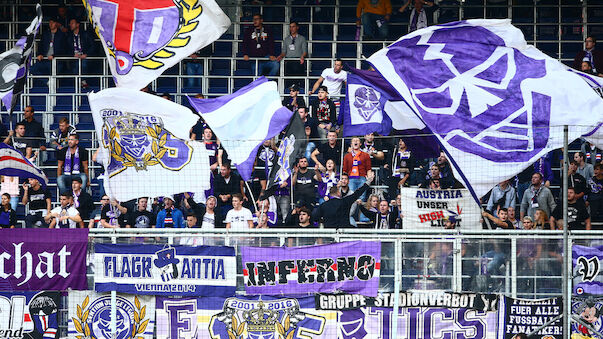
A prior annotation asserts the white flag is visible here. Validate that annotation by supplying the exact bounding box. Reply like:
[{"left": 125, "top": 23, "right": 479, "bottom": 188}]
[
  {"left": 368, "top": 19, "right": 603, "bottom": 198},
  {"left": 83, "top": 0, "right": 231, "bottom": 89},
  {"left": 89, "top": 88, "right": 210, "bottom": 201}
]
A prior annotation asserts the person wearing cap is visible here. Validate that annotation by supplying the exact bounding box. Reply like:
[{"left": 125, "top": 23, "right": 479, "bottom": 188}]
[
  {"left": 156, "top": 195, "right": 185, "bottom": 228},
  {"left": 126, "top": 197, "right": 155, "bottom": 228},
  {"left": 312, "top": 86, "right": 337, "bottom": 140},
  {"left": 184, "top": 192, "right": 223, "bottom": 228},
  {"left": 33, "top": 17, "right": 68, "bottom": 75},
  {"left": 282, "top": 84, "right": 306, "bottom": 112},
  {"left": 276, "top": 21, "right": 308, "bottom": 76}
]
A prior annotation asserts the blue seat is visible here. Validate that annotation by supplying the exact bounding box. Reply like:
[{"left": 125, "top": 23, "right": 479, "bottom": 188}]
[
  {"left": 337, "top": 25, "right": 357, "bottom": 41},
  {"left": 214, "top": 41, "right": 232, "bottom": 57},
  {"left": 311, "top": 43, "right": 332, "bottom": 57},
  {"left": 338, "top": 7, "right": 357, "bottom": 23},
  {"left": 310, "top": 61, "right": 330, "bottom": 76},
  {"left": 336, "top": 44, "right": 358, "bottom": 58},
  {"left": 210, "top": 60, "right": 231, "bottom": 76}
]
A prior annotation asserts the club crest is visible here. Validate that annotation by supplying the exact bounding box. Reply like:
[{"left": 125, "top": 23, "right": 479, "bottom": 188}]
[
  {"left": 387, "top": 22, "right": 552, "bottom": 162},
  {"left": 353, "top": 86, "right": 381, "bottom": 122},
  {"left": 101, "top": 110, "right": 193, "bottom": 177},
  {"left": 83, "top": 0, "right": 203, "bottom": 74},
  {"left": 209, "top": 298, "right": 326, "bottom": 339},
  {"left": 275, "top": 134, "right": 296, "bottom": 184}
]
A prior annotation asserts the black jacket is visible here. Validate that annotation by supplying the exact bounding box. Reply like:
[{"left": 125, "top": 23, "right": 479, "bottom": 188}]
[
  {"left": 358, "top": 205, "right": 400, "bottom": 229},
  {"left": 38, "top": 30, "right": 69, "bottom": 56},
  {"left": 313, "top": 183, "right": 370, "bottom": 228},
  {"left": 186, "top": 197, "right": 224, "bottom": 228},
  {"left": 74, "top": 191, "right": 94, "bottom": 220},
  {"left": 67, "top": 29, "right": 96, "bottom": 55}
]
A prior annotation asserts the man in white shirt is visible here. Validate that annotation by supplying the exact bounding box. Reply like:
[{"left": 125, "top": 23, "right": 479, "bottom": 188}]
[
  {"left": 225, "top": 194, "right": 254, "bottom": 230},
  {"left": 309, "top": 59, "right": 347, "bottom": 98},
  {"left": 46, "top": 192, "right": 82, "bottom": 228}
]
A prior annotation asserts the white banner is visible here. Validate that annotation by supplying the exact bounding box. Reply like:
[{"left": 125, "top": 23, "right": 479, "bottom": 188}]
[
  {"left": 68, "top": 291, "right": 156, "bottom": 339},
  {"left": 89, "top": 88, "right": 210, "bottom": 201},
  {"left": 400, "top": 187, "right": 482, "bottom": 229}
]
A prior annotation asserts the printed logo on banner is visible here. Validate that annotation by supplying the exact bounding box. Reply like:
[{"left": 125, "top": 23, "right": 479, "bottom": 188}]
[
  {"left": 101, "top": 110, "right": 193, "bottom": 177},
  {"left": 577, "top": 256, "right": 601, "bottom": 282},
  {"left": 82, "top": 0, "right": 201, "bottom": 75},
  {"left": 71, "top": 295, "right": 150, "bottom": 339},
  {"left": 400, "top": 188, "right": 481, "bottom": 229},
  {"left": 0, "top": 291, "right": 60, "bottom": 339},
  {"left": 572, "top": 297, "right": 603, "bottom": 339},
  {"left": 573, "top": 245, "right": 603, "bottom": 296},
  {"left": 209, "top": 298, "right": 326, "bottom": 339},
  {"left": 349, "top": 85, "right": 383, "bottom": 124}
]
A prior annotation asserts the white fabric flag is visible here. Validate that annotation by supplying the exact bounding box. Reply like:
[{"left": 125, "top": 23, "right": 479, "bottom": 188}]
[
  {"left": 89, "top": 88, "right": 210, "bottom": 201},
  {"left": 83, "top": 0, "right": 231, "bottom": 89},
  {"left": 368, "top": 19, "right": 603, "bottom": 198}
]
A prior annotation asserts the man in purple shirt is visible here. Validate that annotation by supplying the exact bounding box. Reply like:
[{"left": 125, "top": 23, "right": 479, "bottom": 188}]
[{"left": 242, "top": 13, "right": 279, "bottom": 76}]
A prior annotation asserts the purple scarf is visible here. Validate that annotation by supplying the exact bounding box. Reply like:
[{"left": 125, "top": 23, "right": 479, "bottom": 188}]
[{"left": 64, "top": 147, "right": 80, "bottom": 175}]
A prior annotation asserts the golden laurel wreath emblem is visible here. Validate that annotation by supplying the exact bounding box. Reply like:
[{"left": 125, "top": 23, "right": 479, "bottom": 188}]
[
  {"left": 227, "top": 314, "right": 295, "bottom": 339},
  {"left": 83, "top": 0, "right": 202, "bottom": 70},
  {"left": 72, "top": 295, "right": 150, "bottom": 339},
  {"left": 107, "top": 125, "right": 171, "bottom": 172}
]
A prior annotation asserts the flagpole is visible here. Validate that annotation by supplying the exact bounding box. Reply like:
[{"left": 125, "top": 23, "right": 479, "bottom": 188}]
[
  {"left": 339, "top": 136, "right": 345, "bottom": 178},
  {"left": 244, "top": 180, "right": 259, "bottom": 213},
  {"left": 562, "top": 125, "right": 570, "bottom": 338}
]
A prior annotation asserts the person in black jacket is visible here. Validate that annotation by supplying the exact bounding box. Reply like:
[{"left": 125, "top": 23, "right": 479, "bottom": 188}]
[
  {"left": 33, "top": 17, "right": 69, "bottom": 75},
  {"left": 356, "top": 199, "right": 400, "bottom": 229},
  {"left": 184, "top": 193, "right": 224, "bottom": 228},
  {"left": 67, "top": 18, "right": 96, "bottom": 87},
  {"left": 313, "top": 170, "right": 374, "bottom": 228},
  {"left": 0, "top": 193, "right": 17, "bottom": 228},
  {"left": 214, "top": 161, "right": 244, "bottom": 218},
  {"left": 71, "top": 176, "right": 94, "bottom": 221}
]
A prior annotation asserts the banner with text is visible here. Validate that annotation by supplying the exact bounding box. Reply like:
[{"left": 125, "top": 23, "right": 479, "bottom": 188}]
[
  {"left": 156, "top": 295, "right": 335, "bottom": 339},
  {"left": 573, "top": 244, "right": 603, "bottom": 296},
  {"left": 94, "top": 244, "right": 236, "bottom": 296},
  {"left": 68, "top": 291, "right": 155, "bottom": 339},
  {"left": 500, "top": 296, "right": 562, "bottom": 339},
  {"left": 315, "top": 291, "right": 498, "bottom": 311},
  {"left": 0, "top": 291, "right": 61, "bottom": 339},
  {"left": 0, "top": 229, "right": 88, "bottom": 291},
  {"left": 241, "top": 241, "right": 381, "bottom": 296},
  {"left": 572, "top": 296, "right": 603, "bottom": 339},
  {"left": 400, "top": 187, "right": 482, "bottom": 229}
]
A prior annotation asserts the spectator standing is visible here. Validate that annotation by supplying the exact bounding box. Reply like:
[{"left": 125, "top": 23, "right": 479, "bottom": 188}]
[
  {"left": 358, "top": 199, "right": 400, "bottom": 229},
  {"left": 310, "top": 59, "right": 347, "bottom": 99},
  {"left": 587, "top": 163, "right": 603, "bottom": 224},
  {"left": 242, "top": 13, "right": 279, "bottom": 76},
  {"left": 420, "top": 164, "right": 453, "bottom": 189},
  {"left": 399, "top": 0, "right": 438, "bottom": 33},
  {"left": 550, "top": 188, "right": 591, "bottom": 230},
  {"left": 21, "top": 178, "right": 51, "bottom": 228},
  {"left": 315, "top": 159, "right": 339, "bottom": 204},
  {"left": 214, "top": 161, "right": 244, "bottom": 218},
  {"left": 67, "top": 18, "right": 96, "bottom": 88},
  {"left": 311, "top": 86, "right": 337, "bottom": 140},
  {"left": 575, "top": 152, "right": 595, "bottom": 181},
  {"left": 313, "top": 171, "right": 374, "bottom": 228},
  {"left": 20, "top": 106, "right": 46, "bottom": 150},
  {"left": 520, "top": 173, "right": 556, "bottom": 220},
  {"left": 49, "top": 117, "right": 76, "bottom": 150},
  {"left": 57, "top": 134, "right": 89, "bottom": 193},
  {"left": 71, "top": 176, "right": 93, "bottom": 221},
  {"left": 568, "top": 160, "right": 588, "bottom": 200},
  {"left": 225, "top": 194, "right": 254, "bottom": 229},
  {"left": 277, "top": 21, "right": 308, "bottom": 76},
  {"left": 507, "top": 207, "right": 519, "bottom": 229},
  {"left": 187, "top": 194, "right": 222, "bottom": 229},
  {"left": 46, "top": 192, "right": 82, "bottom": 228},
  {"left": 126, "top": 197, "right": 155, "bottom": 228},
  {"left": 581, "top": 140, "right": 602, "bottom": 166},
  {"left": 533, "top": 209, "right": 550, "bottom": 230},
  {"left": 282, "top": 84, "right": 306, "bottom": 113},
  {"left": 298, "top": 107, "right": 319, "bottom": 164},
  {"left": 286, "top": 207, "right": 317, "bottom": 247},
  {"left": 486, "top": 180, "right": 517, "bottom": 213},
  {"left": 101, "top": 198, "right": 128, "bottom": 228},
  {"left": 573, "top": 36, "right": 603, "bottom": 76},
  {"left": 356, "top": 0, "right": 391, "bottom": 40},
  {"left": 386, "top": 138, "right": 413, "bottom": 201},
  {"left": 33, "top": 18, "right": 68, "bottom": 75},
  {"left": 292, "top": 157, "right": 316, "bottom": 209},
  {"left": 361, "top": 133, "right": 386, "bottom": 167},
  {"left": 156, "top": 195, "right": 184, "bottom": 228},
  {"left": 343, "top": 137, "right": 372, "bottom": 198},
  {"left": 311, "top": 130, "right": 342, "bottom": 170},
  {"left": 482, "top": 208, "right": 515, "bottom": 229},
  {"left": 88, "top": 195, "right": 109, "bottom": 228}
]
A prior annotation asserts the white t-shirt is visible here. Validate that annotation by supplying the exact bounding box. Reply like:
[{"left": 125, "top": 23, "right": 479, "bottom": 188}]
[
  {"left": 201, "top": 212, "right": 216, "bottom": 229},
  {"left": 320, "top": 68, "right": 347, "bottom": 97},
  {"left": 225, "top": 208, "right": 253, "bottom": 230},
  {"left": 50, "top": 205, "right": 80, "bottom": 229}
]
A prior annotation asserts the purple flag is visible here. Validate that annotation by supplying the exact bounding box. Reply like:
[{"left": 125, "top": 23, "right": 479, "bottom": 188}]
[
  {"left": 189, "top": 77, "right": 294, "bottom": 181},
  {"left": 0, "top": 229, "right": 88, "bottom": 291},
  {"left": 573, "top": 244, "right": 603, "bottom": 296},
  {"left": 242, "top": 241, "right": 381, "bottom": 296}
]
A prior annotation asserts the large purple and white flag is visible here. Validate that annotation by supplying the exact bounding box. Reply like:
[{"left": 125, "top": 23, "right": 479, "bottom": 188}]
[
  {"left": 0, "top": 143, "right": 48, "bottom": 187},
  {"left": 242, "top": 241, "right": 381, "bottom": 296},
  {"left": 189, "top": 77, "right": 294, "bottom": 181},
  {"left": 368, "top": 19, "right": 603, "bottom": 198},
  {"left": 89, "top": 88, "right": 210, "bottom": 201},
  {"left": 83, "top": 0, "right": 230, "bottom": 89},
  {"left": 0, "top": 4, "right": 42, "bottom": 111}
]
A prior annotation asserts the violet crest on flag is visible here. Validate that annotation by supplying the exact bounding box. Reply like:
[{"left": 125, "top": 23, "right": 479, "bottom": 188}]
[{"left": 368, "top": 19, "right": 603, "bottom": 198}]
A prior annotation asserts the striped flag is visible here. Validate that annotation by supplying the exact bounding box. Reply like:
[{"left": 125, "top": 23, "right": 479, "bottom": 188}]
[
  {"left": 188, "top": 77, "right": 294, "bottom": 181},
  {"left": 0, "top": 143, "right": 48, "bottom": 187}
]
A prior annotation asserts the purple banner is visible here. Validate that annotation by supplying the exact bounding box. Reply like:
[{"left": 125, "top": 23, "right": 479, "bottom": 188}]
[
  {"left": 242, "top": 241, "right": 381, "bottom": 296},
  {"left": 0, "top": 229, "right": 88, "bottom": 291}
]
